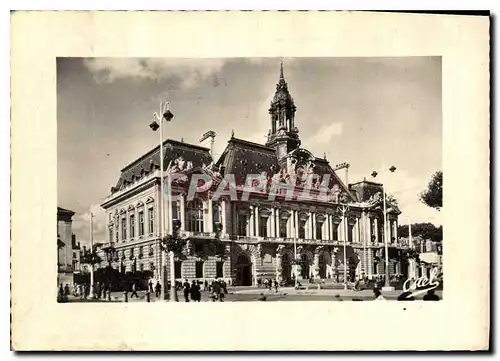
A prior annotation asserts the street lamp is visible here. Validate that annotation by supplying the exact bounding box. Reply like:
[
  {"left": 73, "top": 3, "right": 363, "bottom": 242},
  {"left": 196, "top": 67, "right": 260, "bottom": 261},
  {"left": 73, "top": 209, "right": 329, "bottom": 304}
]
[
  {"left": 339, "top": 203, "right": 349, "bottom": 290},
  {"left": 150, "top": 101, "right": 174, "bottom": 301},
  {"left": 89, "top": 211, "right": 95, "bottom": 299},
  {"left": 371, "top": 166, "right": 396, "bottom": 291}
]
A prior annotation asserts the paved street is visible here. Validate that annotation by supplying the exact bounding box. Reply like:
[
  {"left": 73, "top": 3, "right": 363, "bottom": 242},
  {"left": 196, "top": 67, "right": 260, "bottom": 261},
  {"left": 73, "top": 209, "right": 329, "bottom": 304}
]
[{"left": 65, "top": 286, "right": 442, "bottom": 303}]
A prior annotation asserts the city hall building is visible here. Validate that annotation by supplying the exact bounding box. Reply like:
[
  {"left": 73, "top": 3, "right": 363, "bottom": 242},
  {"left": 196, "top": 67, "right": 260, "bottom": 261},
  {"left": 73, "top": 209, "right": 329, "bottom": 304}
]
[{"left": 100, "top": 65, "right": 405, "bottom": 286}]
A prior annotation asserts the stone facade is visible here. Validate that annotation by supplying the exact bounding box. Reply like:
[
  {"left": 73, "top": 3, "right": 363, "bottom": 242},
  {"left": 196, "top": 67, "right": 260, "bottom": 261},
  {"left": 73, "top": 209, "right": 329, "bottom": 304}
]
[
  {"left": 57, "top": 207, "right": 75, "bottom": 286},
  {"left": 99, "top": 64, "right": 409, "bottom": 286}
]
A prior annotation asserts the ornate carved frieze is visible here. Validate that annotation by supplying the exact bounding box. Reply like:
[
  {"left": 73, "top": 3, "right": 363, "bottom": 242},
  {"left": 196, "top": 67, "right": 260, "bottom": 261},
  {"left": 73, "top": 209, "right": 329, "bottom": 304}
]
[
  {"left": 316, "top": 213, "right": 326, "bottom": 223},
  {"left": 279, "top": 210, "right": 291, "bottom": 220},
  {"left": 259, "top": 208, "right": 271, "bottom": 218},
  {"left": 276, "top": 244, "right": 286, "bottom": 255},
  {"left": 298, "top": 212, "right": 309, "bottom": 221}
]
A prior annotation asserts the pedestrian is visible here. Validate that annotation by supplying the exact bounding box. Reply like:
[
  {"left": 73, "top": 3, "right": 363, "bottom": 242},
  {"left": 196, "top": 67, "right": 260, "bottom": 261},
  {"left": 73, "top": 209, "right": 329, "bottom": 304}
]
[
  {"left": 257, "top": 278, "right": 262, "bottom": 288},
  {"left": 64, "top": 283, "right": 70, "bottom": 298},
  {"left": 84, "top": 283, "right": 89, "bottom": 299},
  {"left": 190, "top": 280, "right": 201, "bottom": 302},
  {"left": 94, "top": 282, "right": 101, "bottom": 298},
  {"left": 423, "top": 289, "right": 440, "bottom": 301},
  {"left": 130, "top": 282, "right": 139, "bottom": 299},
  {"left": 204, "top": 280, "right": 208, "bottom": 291},
  {"left": 148, "top": 280, "right": 154, "bottom": 294},
  {"left": 212, "top": 280, "right": 222, "bottom": 301},
  {"left": 273, "top": 279, "right": 279, "bottom": 293},
  {"left": 183, "top": 279, "right": 191, "bottom": 302},
  {"left": 58, "top": 284, "right": 65, "bottom": 302},
  {"left": 373, "top": 288, "right": 386, "bottom": 301},
  {"left": 155, "top": 281, "right": 161, "bottom": 298},
  {"left": 216, "top": 280, "right": 225, "bottom": 302}
]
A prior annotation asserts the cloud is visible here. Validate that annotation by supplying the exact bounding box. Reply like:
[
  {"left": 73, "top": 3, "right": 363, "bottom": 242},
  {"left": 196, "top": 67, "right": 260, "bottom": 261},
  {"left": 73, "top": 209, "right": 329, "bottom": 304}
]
[
  {"left": 72, "top": 204, "right": 108, "bottom": 247},
  {"left": 307, "top": 122, "right": 343, "bottom": 144},
  {"left": 83, "top": 58, "right": 227, "bottom": 89},
  {"left": 350, "top": 168, "right": 441, "bottom": 226}
]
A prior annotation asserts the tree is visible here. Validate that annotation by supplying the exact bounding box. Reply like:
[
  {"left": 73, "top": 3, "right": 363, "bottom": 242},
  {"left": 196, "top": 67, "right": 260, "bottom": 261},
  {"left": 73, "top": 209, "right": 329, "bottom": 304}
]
[
  {"left": 398, "top": 222, "right": 443, "bottom": 242},
  {"left": 420, "top": 171, "right": 442, "bottom": 210},
  {"left": 81, "top": 247, "right": 102, "bottom": 267}
]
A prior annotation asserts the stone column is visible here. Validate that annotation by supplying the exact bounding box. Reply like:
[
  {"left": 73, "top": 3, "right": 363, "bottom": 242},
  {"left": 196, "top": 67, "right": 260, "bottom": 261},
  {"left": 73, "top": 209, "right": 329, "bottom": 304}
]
[
  {"left": 255, "top": 206, "right": 260, "bottom": 237},
  {"left": 374, "top": 218, "right": 379, "bottom": 243},
  {"left": 288, "top": 210, "right": 294, "bottom": 238},
  {"left": 221, "top": 200, "right": 227, "bottom": 237},
  {"left": 249, "top": 205, "right": 254, "bottom": 237},
  {"left": 306, "top": 214, "right": 310, "bottom": 239},
  {"left": 266, "top": 213, "right": 272, "bottom": 238},
  {"left": 312, "top": 213, "right": 317, "bottom": 240},
  {"left": 331, "top": 249, "right": 339, "bottom": 282},
  {"left": 408, "top": 259, "right": 417, "bottom": 279},
  {"left": 394, "top": 220, "right": 398, "bottom": 245},
  {"left": 295, "top": 262, "right": 302, "bottom": 280},
  {"left": 313, "top": 250, "right": 320, "bottom": 278},
  {"left": 294, "top": 211, "right": 299, "bottom": 239},
  {"left": 355, "top": 218, "right": 359, "bottom": 243},
  {"left": 207, "top": 196, "right": 213, "bottom": 233},
  {"left": 275, "top": 245, "right": 284, "bottom": 282},
  {"left": 179, "top": 194, "right": 186, "bottom": 231},
  {"left": 270, "top": 208, "right": 275, "bottom": 238}
]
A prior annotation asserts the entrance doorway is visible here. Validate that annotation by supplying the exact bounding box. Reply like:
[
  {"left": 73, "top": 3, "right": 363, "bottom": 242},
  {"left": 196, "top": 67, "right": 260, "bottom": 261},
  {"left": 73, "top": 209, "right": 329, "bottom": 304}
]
[
  {"left": 236, "top": 254, "right": 252, "bottom": 286},
  {"left": 281, "top": 253, "right": 292, "bottom": 280},
  {"left": 300, "top": 254, "right": 310, "bottom": 279}
]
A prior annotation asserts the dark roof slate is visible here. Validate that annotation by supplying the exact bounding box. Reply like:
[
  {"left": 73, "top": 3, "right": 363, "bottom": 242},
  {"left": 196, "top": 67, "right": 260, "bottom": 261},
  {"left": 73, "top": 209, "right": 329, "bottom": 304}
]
[
  {"left": 112, "top": 139, "right": 212, "bottom": 193},
  {"left": 216, "top": 137, "right": 355, "bottom": 201}
]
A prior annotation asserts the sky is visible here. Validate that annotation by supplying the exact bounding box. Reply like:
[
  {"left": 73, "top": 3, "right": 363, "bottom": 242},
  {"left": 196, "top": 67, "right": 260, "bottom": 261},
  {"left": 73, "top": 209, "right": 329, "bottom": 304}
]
[{"left": 57, "top": 57, "right": 442, "bottom": 246}]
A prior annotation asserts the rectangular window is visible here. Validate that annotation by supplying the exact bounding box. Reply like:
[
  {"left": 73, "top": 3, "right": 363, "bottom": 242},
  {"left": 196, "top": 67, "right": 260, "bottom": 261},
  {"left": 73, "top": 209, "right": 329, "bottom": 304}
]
[
  {"left": 298, "top": 220, "right": 306, "bottom": 239},
  {"left": 213, "top": 204, "right": 220, "bottom": 224},
  {"left": 139, "top": 211, "right": 144, "bottom": 236},
  {"left": 139, "top": 246, "right": 143, "bottom": 258},
  {"left": 174, "top": 261, "right": 182, "bottom": 279},
  {"left": 216, "top": 261, "right": 224, "bottom": 278},
  {"left": 259, "top": 217, "right": 267, "bottom": 237},
  {"left": 238, "top": 215, "right": 247, "bottom": 236},
  {"left": 109, "top": 228, "right": 113, "bottom": 243},
  {"left": 139, "top": 263, "right": 144, "bottom": 272},
  {"left": 130, "top": 214, "right": 135, "bottom": 238},
  {"left": 348, "top": 224, "right": 354, "bottom": 243},
  {"left": 121, "top": 218, "right": 127, "bottom": 240},
  {"left": 332, "top": 223, "right": 339, "bottom": 241},
  {"left": 279, "top": 219, "right": 287, "bottom": 238},
  {"left": 315, "top": 221, "right": 322, "bottom": 240},
  {"left": 130, "top": 248, "right": 134, "bottom": 258},
  {"left": 148, "top": 208, "right": 154, "bottom": 234},
  {"left": 149, "top": 244, "right": 154, "bottom": 256},
  {"left": 172, "top": 203, "right": 179, "bottom": 221},
  {"left": 149, "top": 262, "right": 155, "bottom": 271},
  {"left": 195, "top": 261, "right": 204, "bottom": 278}
]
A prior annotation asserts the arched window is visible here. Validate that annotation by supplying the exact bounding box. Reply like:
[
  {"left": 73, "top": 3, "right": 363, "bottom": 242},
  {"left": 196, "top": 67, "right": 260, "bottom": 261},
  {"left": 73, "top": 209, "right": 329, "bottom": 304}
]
[{"left": 186, "top": 198, "right": 204, "bottom": 233}]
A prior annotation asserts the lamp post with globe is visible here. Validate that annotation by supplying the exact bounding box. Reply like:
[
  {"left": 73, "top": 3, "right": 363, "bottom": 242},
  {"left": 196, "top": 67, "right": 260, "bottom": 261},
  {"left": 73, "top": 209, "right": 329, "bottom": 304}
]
[
  {"left": 149, "top": 101, "right": 174, "bottom": 300},
  {"left": 371, "top": 165, "right": 397, "bottom": 291}
]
